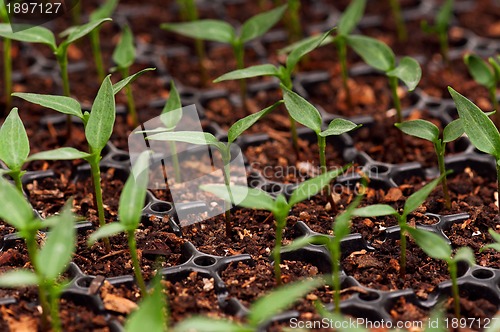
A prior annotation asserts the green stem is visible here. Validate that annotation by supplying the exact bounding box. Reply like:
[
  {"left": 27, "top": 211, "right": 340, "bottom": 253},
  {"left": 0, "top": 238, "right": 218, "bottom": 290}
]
[
  {"left": 169, "top": 141, "right": 182, "bottom": 183},
  {"left": 389, "top": 75, "right": 402, "bottom": 124},
  {"left": 120, "top": 67, "right": 138, "bottom": 127},
  {"left": 48, "top": 285, "right": 62, "bottom": 332},
  {"left": 439, "top": 30, "right": 449, "bottom": 64},
  {"left": 286, "top": 0, "right": 302, "bottom": 42},
  {"left": 274, "top": 217, "right": 284, "bottom": 285},
  {"left": 398, "top": 217, "right": 407, "bottom": 279},
  {"left": 449, "top": 261, "right": 460, "bottom": 318},
  {"left": 128, "top": 230, "right": 147, "bottom": 296},
  {"left": 318, "top": 135, "right": 327, "bottom": 174},
  {"left": 389, "top": 0, "right": 407, "bottom": 41},
  {"left": 26, "top": 236, "right": 50, "bottom": 331},
  {"left": 233, "top": 43, "right": 247, "bottom": 110},
  {"left": 330, "top": 242, "right": 341, "bottom": 314},
  {"left": 89, "top": 157, "right": 111, "bottom": 252},
  {"left": 436, "top": 143, "right": 451, "bottom": 210},
  {"left": 90, "top": 29, "right": 105, "bottom": 83},
  {"left": 13, "top": 172, "right": 23, "bottom": 193},
  {"left": 337, "top": 38, "right": 351, "bottom": 106},
  {"left": 222, "top": 152, "right": 233, "bottom": 238},
  {"left": 71, "top": 1, "right": 81, "bottom": 25},
  {"left": 56, "top": 52, "right": 72, "bottom": 138},
  {"left": 3, "top": 38, "right": 11, "bottom": 112},
  {"left": 489, "top": 86, "right": 499, "bottom": 126},
  {"left": 497, "top": 160, "right": 500, "bottom": 218}
]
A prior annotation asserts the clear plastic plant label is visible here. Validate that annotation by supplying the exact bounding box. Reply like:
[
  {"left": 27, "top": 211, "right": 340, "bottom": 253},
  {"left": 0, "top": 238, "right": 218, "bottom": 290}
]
[
  {"left": 2, "top": 0, "right": 80, "bottom": 32},
  {"left": 128, "top": 104, "right": 248, "bottom": 227}
]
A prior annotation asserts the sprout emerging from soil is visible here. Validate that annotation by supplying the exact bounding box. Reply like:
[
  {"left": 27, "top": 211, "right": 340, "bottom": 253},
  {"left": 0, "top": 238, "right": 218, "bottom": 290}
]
[
  {"left": 161, "top": 4, "right": 287, "bottom": 107},
  {"left": 0, "top": 181, "right": 76, "bottom": 332},
  {"left": 0, "top": 1, "right": 11, "bottom": 112},
  {"left": 214, "top": 29, "right": 333, "bottom": 157},
  {"left": 88, "top": 151, "right": 151, "bottom": 296},
  {"left": 346, "top": 35, "right": 421, "bottom": 124},
  {"left": 449, "top": 86, "right": 500, "bottom": 218},
  {"left": 174, "top": 278, "right": 323, "bottom": 332},
  {"left": 421, "top": 0, "right": 453, "bottom": 64},
  {"left": 146, "top": 101, "right": 283, "bottom": 238},
  {"left": 464, "top": 54, "right": 500, "bottom": 126},
  {"left": 406, "top": 226, "right": 475, "bottom": 319},
  {"left": 201, "top": 168, "right": 345, "bottom": 285},
  {"left": 353, "top": 174, "right": 446, "bottom": 279}
]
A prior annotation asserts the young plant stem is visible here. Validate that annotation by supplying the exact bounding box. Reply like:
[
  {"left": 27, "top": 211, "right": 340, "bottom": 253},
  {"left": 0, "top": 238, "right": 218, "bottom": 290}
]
[
  {"left": 222, "top": 154, "right": 233, "bottom": 238},
  {"left": 48, "top": 285, "right": 62, "bottom": 332},
  {"left": 497, "top": 161, "right": 500, "bottom": 218},
  {"left": 398, "top": 220, "right": 407, "bottom": 279},
  {"left": 488, "top": 86, "right": 500, "bottom": 126},
  {"left": 329, "top": 242, "right": 341, "bottom": 314},
  {"left": 389, "top": 0, "right": 407, "bottom": 41},
  {"left": 3, "top": 38, "right": 12, "bottom": 112},
  {"left": 286, "top": 0, "right": 302, "bottom": 42},
  {"left": 389, "top": 76, "right": 402, "bottom": 124},
  {"left": 120, "top": 67, "right": 138, "bottom": 127},
  {"left": 337, "top": 38, "right": 351, "bottom": 107},
  {"left": 233, "top": 43, "right": 247, "bottom": 110},
  {"left": 449, "top": 261, "right": 460, "bottom": 318},
  {"left": 274, "top": 217, "right": 284, "bottom": 285},
  {"left": 435, "top": 144, "right": 451, "bottom": 209},
  {"left": 90, "top": 30, "right": 105, "bottom": 82},
  {"left": 89, "top": 158, "right": 111, "bottom": 252},
  {"left": 195, "top": 39, "right": 208, "bottom": 86},
  {"left": 169, "top": 141, "right": 182, "bottom": 182},
  {"left": 127, "top": 230, "right": 147, "bottom": 296},
  {"left": 13, "top": 173, "right": 23, "bottom": 193},
  {"left": 318, "top": 135, "right": 336, "bottom": 210},
  {"left": 71, "top": 1, "right": 81, "bottom": 25},
  {"left": 56, "top": 52, "right": 73, "bottom": 139},
  {"left": 439, "top": 30, "right": 449, "bottom": 65}
]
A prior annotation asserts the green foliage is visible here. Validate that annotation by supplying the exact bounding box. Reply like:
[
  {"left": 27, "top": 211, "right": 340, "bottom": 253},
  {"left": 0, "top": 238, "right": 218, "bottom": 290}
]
[
  {"left": 481, "top": 229, "right": 500, "bottom": 253},
  {"left": 464, "top": 54, "right": 500, "bottom": 117},
  {"left": 421, "top": 0, "right": 453, "bottom": 62},
  {"left": 113, "top": 25, "right": 135, "bottom": 69}
]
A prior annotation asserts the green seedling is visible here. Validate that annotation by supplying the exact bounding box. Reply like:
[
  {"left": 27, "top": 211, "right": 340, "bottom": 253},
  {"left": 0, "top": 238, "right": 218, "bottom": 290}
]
[
  {"left": 389, "top": 0, "right": 407, "bottom": 41},
  {"left": 160, "top": 81, "right": 182, "bottom": 183},
  {"left": 71, "top": 0, "right": 82, "bottom": 25},
  {"left": 282, "top": 86, "right": 360, "bottom": 207},
  {"left": 406, "top": 226, "right": 475, "bottom": 318},
  {"left": 0, "top": 108, "right": 91, "bottom": 192},
  {"left": 481, "top": 229, "right": 500, "bottom": 253},
  {"left": 283, "top": 180, "right": 366, "bottom": 313},
  {"left": 0, "top": 18, "right": 112, "bottom": 136},
  {"left": 448, "top": 86, "right": 500, "bottom": 217},
  {"left": 112, "top": 24, "right": 139, "bottom": 127},
  {"left": 146, "top": 101, "right": 283, "bottom": 238},
  {"left": 285, "top": 0, "right": 302, "bottom": 42},
  {"left": 175, "top": 0, "right": 207, "bottom": 85},
  {"left": 201, "top": 168, "right": 345, "bottom": 284},
  {"left": 174, "top": 278, "right": 323, "bottom": 332},
  {"left": 347, "top": 35, "right": 421, "bottom": 124},
  {"left": 214, "top": 29, "right": 334, "bottom": 157},
  {"left": 89, "top": 0, "right": 119, "bottom": 82},
  {"left": 334, "top": 0, "right": 366, "bottom": 104},
  {"left": 464, "top": 54, "right": 500, "bottom": 125},
  {"left": 421, "top": 0, "right": 453, "bottom": 63},
  {"left": 0, "top": 178, "right": 76, "bottom": 332},
  {"left": 353, "top": 174, "right": 446, "bottom": 278},
  {"left": 0, "top": 0, "right": 11, "bottom": 112},
  {"left": 88, "top": 151, "right": 150, "bottom": 295},
  {"left": 161, "top": 5, "right": 287, "bottom": 106},
  {"left": 125, "top": 272, "right": 168, "bottom": 332},
  {"left": 13, "top": 69, "right": 154, "bottom": 252}
]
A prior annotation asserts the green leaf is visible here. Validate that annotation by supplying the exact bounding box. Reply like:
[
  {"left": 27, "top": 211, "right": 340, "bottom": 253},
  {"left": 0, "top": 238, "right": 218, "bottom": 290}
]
[
  {"left": 442, "top": 118, "right": 464, "bottom": 143},
  {"left": 214, "top": 64, "right": 279, "bottom": 83},
  {"left": 279, "top": 33, "right": 334, "bottom": 55},
  {"left": 333, "top": 211, "right": 353, "bottom": 241},
  {"left": 320, "top": 118, "right": 360, "bottom": 137},
  {"left": 227, "top": 101, "right": 282, "bottom": 143},
  {"left": 87, "top": 222, "right": 126, "bottom": 245},
  {"left": 119, "top": 151, "right": 149, "bottom": 229},
  {"left": 387, "top": 56, "right": 422, "bottom": 91},
  {"left": 395, "top": 119, "right": 439, "bottom": 143},
  {"left": 338, "top": 0, "right": 366, "bottom": 35},
  {"left": 239, "top": 4, "right": 287, "bottom": 43},
  {"left": 346, "top": 35, "right": 395, "bottom": 72},
  {"left": 160, "top": 80, "right": 182, "bottom": 130},
  {"left": 0, "top": 177, "right": 34, "bottom": 230},
  {"left": 406, "top": 227, "right": 451, "bottom": 261},
  {"left": 61, "top": 18, "right": 112, "bottom": 49},
  {"left": 436, "top": 0, "right": 453, "bottom": 31},
  {"left": 288, "top": 167, "right": 346, "bottom": 206},
  {"left": 89, "top": 0, "right": 118, "bottom": 21},
  {"left": 489, "top": 57, "right": 500, "bottom": 82},
  {"left": 200, "top": 184, "right": 276, "bottom": 212},
  {"left": 453, "top": 247, "right": 475, "bottom": 266},
  {"left": 160, "top": 20, "right": 235, "bottom": 44},
  {"left": 12, "top": 93, "right": 83, "bottom": 119},
  {"left": 146, "top": 131, "right": 224, "bottom": 151},
  {"left": 0, "top": 24, "right": 56, "bottom": 50},
  {"left": 481, "top": 243, "right": 500, "bottom": 253},
  {"left": 113, "top": 25, "right": 135, "bottom": 69},
  {"left": 286, "top": 29, "right": 334, "bottom": 74},
  {"left": 0, "top": 108, "right": 29, "bottom": 171},
  {"left": 283, "top": 235, "right": 331, "bottom": 252},
  {"left": 403, "top": 174, "right": 444, "bottom": 217},
  {"left": 248, "top": 278, "right": 322, "bottom": 326},
  {"left": 464, "top": 54, "right": 495, "bottom": 89},
  {"left": 449, "top": 87, "right": 500, "bottom": 158},
  {"left": 113, "top": 68, "right": 155, "bottom": 96},
  {"left": 174, "top": 317, "right": 244, "bottom": 332},
  {"left": 353, "top": 204, "right": 397, "bottom": 217},
  {"left": 86, "top": 75, "right": 116, "bottom": 152},
  {"left": 37, "top": 200, "right": 76, "bottom": 280},
  {"left": 282, "top": 85, "right": 322, "bottom": 133},
  {"left": 27, "top": 147, "right": 90, "bottom": 162},
  {"left": 0, "top": 270, "right": 38, "bottom": 287},
  {"left": 125, "top": 275, "right": 167, "bottom": 332}
]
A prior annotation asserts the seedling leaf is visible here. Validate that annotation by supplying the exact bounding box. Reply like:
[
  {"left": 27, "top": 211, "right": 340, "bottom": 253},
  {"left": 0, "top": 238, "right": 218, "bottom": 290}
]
[
  {"left": 403, "top": 175, "right": 444, "bottom": 218},
  {"left": 87, "top": 222, "right": 127, "bottom": 245},
  {"left": 453, "top": 247, "right": 475, "bottom": 266},
  {"left": 214, "top": 64, "right": 279, "bottom": 83},
  {"left": 0, "top": 270, "right": 38, "bottom": 287},
  {"left": 90, "top": 0, "right": 118, "bottom": 21},
  {"left": 161, "top": 20, "right": 235, "bottom": 43},
  {"left": 0, "top": 108, "right": 29, "bottom": 171},
  {"left": 61, "top": 18, "right": 112, "bottom": 48},
  {"left": 319, "top": 118, "right": 360, "bottom": 137},
  {"left": 354, "top": 204, "right": 397, "bottom": 217},
  {"left": 442, "top": 118, "right": 464, "bottom": 143},
  {"left": 0, "top": 177, "right": 34, "bottom": 230},
  {"left": 240, "top": 5, "right": 287, "bottom": 43},
  {"left": 113, "top": 25, "right": 135, "bottom": 69},
  {"left": 200, "top": 184, "right": 276, "bottom": 212},
  {"left": 282, "top": 85, "right": 322, "bottom": 133},
  {"left": 449, "top": 87, "right": 500, "bottom": 158},
  {"left": 12, "top": 93, "right": 83, "bottom": 119},
  {"left": 395, "top": 120, "right": 439, "bottom": 142},
  {"left": 289, "top": 168, "right": 346, "bottom": 206},
  {"left": 338, "top": 0, "right": 366, "bottom": 36},
  {"left": 347, "top": 35, "right": 395, "bottom": 72},
  {"left": 147, "top": 131, "right": 225, "bottom": 151},
  {"left": 406, "top": 227, "right": 451, "bottom": 261},
  {"left": 27, "top": 148, "right": 90, "bottom": 162},
  {"left": 464, "top": 54, "right": 495, "bottom": 88},
  {"left": 387, "top": 56, "right": 422, "bottom": 91},
  {"left": 112, "top": 68, "right": 156, "bottom": 95},
  {"left": 0, "top": 24, "right": 56, "bottom": 50},
  {"left": 286, "top": 29, "right": 333, "bottom": 72},
  {"left": 283, "top": 235, "right": 330, "bottom": 252},
  {"left": 86, "top": 76, "right": 116, "bottom": 152},
  {"left": 160, "top": 80, "right": 182, "bottom": 130}
]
